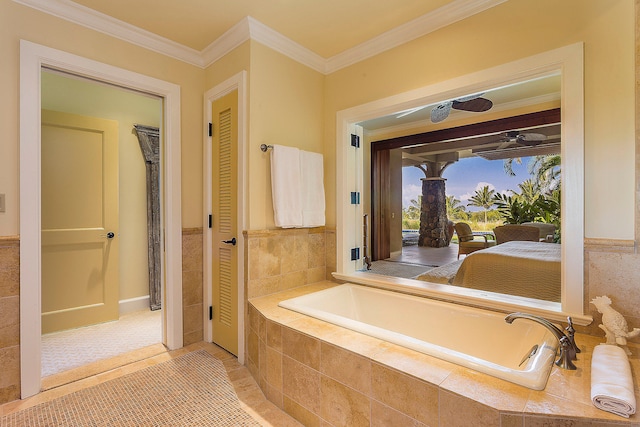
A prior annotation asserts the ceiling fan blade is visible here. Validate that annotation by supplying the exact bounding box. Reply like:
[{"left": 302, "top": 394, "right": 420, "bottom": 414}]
[
  {"left": 430, "top": 102, "right": 452, "bottom": 123},
  {"left": 396, "top": 105, "right": 428, "bottom": 119},
  {"left": 516, "top": 132, "right": 547, "bottom": 146},
  {"left": 451, "top": 97, "right": 493, "bottom": 112}
]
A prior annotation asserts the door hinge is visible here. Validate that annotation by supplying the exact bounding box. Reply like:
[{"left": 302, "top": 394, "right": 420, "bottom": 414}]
[
  {"left": 209, "top": 305, "right": 213, "bottom": 320},
  {"left": 350, "top": 134, "right": 360, "bottom": 148},
  {"left": 351, "top": 247, "right": 360, "bottom": 261},
  {"left": 350, "top": 192, "right": 360, "bottom": 205},
  {"left": 208, "top": 122, "right": 213, "bottom": 137},
  {"left": 208, "top": 214, "right": 212, "bottom": 229}
]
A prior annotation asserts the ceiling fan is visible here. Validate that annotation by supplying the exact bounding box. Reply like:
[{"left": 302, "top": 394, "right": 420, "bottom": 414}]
[
  {"left": 497, "top": 130, "right": 548, "bottom": 148},
  {"left": 430, "top": 94, "right": 493, "bottom": 123},
  {"left": 395, "top": 93, "right": 493, "bottom": 122}
]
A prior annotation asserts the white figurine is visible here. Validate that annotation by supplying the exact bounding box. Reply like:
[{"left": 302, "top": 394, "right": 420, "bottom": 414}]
[{"left": 590, "top": 295, "right": 640, "bottom": 355}]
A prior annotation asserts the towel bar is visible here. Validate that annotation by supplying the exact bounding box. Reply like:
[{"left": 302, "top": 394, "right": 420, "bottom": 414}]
[{"left": 260, "top": 144, "right": 273, "bottom": 152}]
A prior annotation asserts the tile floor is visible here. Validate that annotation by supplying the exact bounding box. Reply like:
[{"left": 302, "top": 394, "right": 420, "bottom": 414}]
[
  {"left": 387, "top": 243, "right": 459, "bottom": 266},
  {"left": 41, "top": 309, "right": 162, "bottom": 377},
  {"left": 1, "top": 342, "right": 302, "bottom": 426}
]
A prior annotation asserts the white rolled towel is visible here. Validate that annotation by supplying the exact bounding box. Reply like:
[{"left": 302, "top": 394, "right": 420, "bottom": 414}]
[{"left": 591, "top": 344, "right": 636, "bottom": 418}]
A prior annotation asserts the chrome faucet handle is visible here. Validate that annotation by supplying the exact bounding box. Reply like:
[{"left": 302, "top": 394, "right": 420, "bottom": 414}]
[
  {"left": 565, "top": 316, "right": 581, "bottom": 354},
  {"left": 556, "top": 336, "right": 577, "bottom": 370}
]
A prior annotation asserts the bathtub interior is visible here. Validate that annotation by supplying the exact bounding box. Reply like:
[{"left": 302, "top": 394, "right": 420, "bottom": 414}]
[{"left": 279, "top": 283, "right": 559, "bottom": 390}]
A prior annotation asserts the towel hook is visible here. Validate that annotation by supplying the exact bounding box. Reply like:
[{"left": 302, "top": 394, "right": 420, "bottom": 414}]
[{"left": 260, "top": 144, "right": 273, "bottom": 152}]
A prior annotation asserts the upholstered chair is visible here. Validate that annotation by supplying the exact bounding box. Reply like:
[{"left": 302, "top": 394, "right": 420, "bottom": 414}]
[
  {"left": 493, "top": 224, "right": 540, "bottom": 245},
  {"left": 454, "top": 222, "right": 496, "bottom": 259},
  {"left": 521, "top": 222, "right": 557, "bottom": 242}
]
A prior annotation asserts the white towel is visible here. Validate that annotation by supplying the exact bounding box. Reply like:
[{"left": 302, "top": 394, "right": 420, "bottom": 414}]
[
  {"left": 591, "top": 344, "right": 637, "bottom": 418},
  {"left": 270, "top": 145, "right": 303, "bottom": 228},
  {"left": 299, "top": 150, "right": 325, "bottom": 227}
]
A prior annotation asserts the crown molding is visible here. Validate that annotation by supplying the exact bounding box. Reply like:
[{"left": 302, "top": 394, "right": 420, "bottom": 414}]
[
  {"left": 324, "top": 0, "right": 508, "bottom": 73},
  {"left": 13, "top": 0, "right": 205, "bottom": 67},
  {"left": 247, "top": 17, "right": 326, "bottom": 73},
  {"left": 200, "top": 17, "right": 252, "bottom": 68},
  {"left": 14, "top": 0, "right": 506, "bottom": 74}
]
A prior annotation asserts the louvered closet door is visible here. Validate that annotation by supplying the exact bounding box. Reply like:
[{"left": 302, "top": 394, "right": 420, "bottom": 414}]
[{"left": 211, "top": 90, "right": 238, "bottom": 355}]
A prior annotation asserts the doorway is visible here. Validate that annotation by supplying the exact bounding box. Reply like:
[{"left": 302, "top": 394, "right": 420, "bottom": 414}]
[
  {"left": 20, "top": 41, "right": 184, "bottom": 398},
  {"left": 203, "top": 71, "right": 247, "bottom": 364},
  {"left": 39, "top": 69, "right": 163, "bottom": 377}
]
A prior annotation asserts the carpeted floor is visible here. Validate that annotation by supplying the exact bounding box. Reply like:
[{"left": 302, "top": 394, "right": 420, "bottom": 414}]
[
  {"left": 360, "top": 260, "right": 433, "bottom": 278},
  {"left": 41, "top": 309, "right": 162, "bottom": 377},
  {"left": 1, "top": 350, "right": 260, "bottom": 426}
]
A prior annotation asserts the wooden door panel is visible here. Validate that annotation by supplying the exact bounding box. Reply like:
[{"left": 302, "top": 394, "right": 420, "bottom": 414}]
[
  {"left": 41, "top": 110, "right": 119, "bottom": 334},
  {"left": 211, "top": 91, "right": 238, "bottom": 355}
]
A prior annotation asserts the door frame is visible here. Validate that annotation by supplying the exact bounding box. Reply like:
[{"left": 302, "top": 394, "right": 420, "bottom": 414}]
[
  {"left": 19, "top": 40, "right": 183, "bottom": 398},
  {"left": 203, "top": 71, "right": 247, "bottom": 364}
]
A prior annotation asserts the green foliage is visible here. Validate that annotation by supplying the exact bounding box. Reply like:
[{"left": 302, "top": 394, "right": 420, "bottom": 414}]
[
  {"left": 402, "top": 218, "right": 420, "bottom": 230},
  {"left": 402, "top": 196, "right": 421, "bottom": 221},
  {"left": 446, "top": 195, "right": 468, "bottom": 221},
  {"left": 467, "top": 185, "right": 496, "bottom": 223},
  {"left": 493, "top": 190, "right": 560, "bottom": 230}
]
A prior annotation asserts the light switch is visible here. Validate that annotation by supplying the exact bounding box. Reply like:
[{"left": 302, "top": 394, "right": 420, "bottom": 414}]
[{"left": 0, "top": 194, "right": 5, "bottom": 213}]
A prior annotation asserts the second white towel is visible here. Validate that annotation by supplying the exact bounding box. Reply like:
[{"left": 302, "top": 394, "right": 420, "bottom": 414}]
[
  {"left": 591, "top": 344, "right": 636, "bottom": 418},
  {"left": 300, "top": 150, "right": 325, "bottom": 227}
]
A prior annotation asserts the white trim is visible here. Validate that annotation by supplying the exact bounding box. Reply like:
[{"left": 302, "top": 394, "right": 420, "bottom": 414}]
[
  {"left": 203, "top": 71, "right": 248, "bottom": 364},
  {"left": 19, "top": 40, "right": 183, "bottom": 398},
  {"left": 12, "top": 0, "right": 505, "bottom": 74},
  {"left": 13, "top": 0, "right": 204, "bottom": 67},
  {"left": 119, "top": 296, "right": 151, "bottom": 315},
  {"left": 245, "top": 17, "right": 326, "bottom": 73},
  {"left": 335, "top": 43, "right": 587, "bottom": 322},
  {"left": 325, "top": 0, "right": 508, "bottom": 74},
  {"left": 201, "top": 18, "right": 252, "bottom": 69}
]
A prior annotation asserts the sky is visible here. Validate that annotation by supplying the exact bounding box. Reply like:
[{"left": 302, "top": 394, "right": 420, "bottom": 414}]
[{"left": 402, "top": 156, "right": 535, "bottom": 211}]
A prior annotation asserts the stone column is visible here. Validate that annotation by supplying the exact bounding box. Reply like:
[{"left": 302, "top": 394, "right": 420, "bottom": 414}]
[{"left": 419, "top": 177, "right": 449, "bottom": 248}]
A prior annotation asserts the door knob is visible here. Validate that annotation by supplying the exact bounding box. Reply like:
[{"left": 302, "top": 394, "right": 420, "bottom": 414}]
[
  {"left": 222, "top": 237, "right": 237, "bottom": 246},
  {"left": 101, "top": 232, "right": 115, "bottom": 239}
]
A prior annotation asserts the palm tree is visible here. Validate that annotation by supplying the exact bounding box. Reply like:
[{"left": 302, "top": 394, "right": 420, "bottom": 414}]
[
  {"left": 403, "top": 196, "right": 421, "bottom": 220},
  {"left": 503, "top": 155, "right": 561, "bottom": 194},
  {"left": 529, "top": 154, "right": 561, "bottom": 193},
  {"left": 467, "top": 186, "right": 495, "bottom": 223},
  {"left": 446, "top": 195, "right": 467, "bottom": 220},
  {"left": 516, "top": 179, "right": 540, "bottom": 204}
]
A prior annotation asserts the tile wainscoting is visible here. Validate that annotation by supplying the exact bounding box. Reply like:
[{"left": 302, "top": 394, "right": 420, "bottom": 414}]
[{"left": 0, "top": 236, "right": 20, "bottom": 404}]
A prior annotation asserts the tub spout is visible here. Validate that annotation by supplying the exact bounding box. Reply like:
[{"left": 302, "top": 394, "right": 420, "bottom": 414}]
[{"left": 505, "top": 312, "right": 577, "bottom": 370}]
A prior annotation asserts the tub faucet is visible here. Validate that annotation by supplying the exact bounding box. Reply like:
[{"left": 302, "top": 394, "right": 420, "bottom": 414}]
[{"left": 505, "top": 312, "right": 577, "bottom": 370}]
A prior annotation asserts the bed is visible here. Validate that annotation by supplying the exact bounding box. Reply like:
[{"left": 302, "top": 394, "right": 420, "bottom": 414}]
[{"left": 414, "top": 241, "right": 561, "bottom": 302}]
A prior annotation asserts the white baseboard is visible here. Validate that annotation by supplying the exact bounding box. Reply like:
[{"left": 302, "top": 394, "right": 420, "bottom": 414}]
[{"left": 119, "top": 295, "right": 151, "bottom": 315}]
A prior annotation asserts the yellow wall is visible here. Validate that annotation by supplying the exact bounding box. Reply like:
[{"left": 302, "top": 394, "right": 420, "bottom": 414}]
[
  {"left": 245, "top": 41, "right": 325, "bottom": 230},
  {"left": 0, "top": 0, "right": 205, "bottom": 235},
  {"left": 322, "top": 0, "right": 635, "bottom": 239},
  {"left": 0, "top": 0, "right": 635, "bottom": 239},
  {"left": 41, "top": 71, "right": 161, "bottom": 302}
]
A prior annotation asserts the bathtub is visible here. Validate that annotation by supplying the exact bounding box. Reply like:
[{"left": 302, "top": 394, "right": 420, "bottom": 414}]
[{"left": 278, "top": 283, "right": 559, "bottom": 390}]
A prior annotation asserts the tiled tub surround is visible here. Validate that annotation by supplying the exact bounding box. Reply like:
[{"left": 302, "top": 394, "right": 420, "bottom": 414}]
[
  {"left": 278, "top": 284, "right": 559, "bottom": 391},
  {"left": 244, "top": 228, "right": 332, "bottom": 299},
  {"left": 248, "top": 282, "right": 640, "bottom": 427}
]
